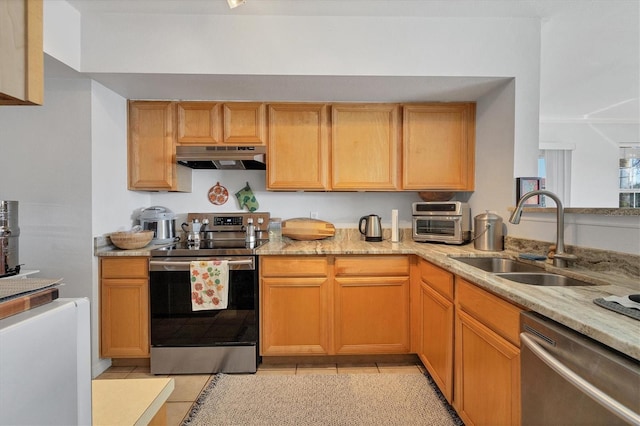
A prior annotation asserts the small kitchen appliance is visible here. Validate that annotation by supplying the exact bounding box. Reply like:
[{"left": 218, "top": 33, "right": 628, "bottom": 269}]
[
  {"left": 0, "top": 201, "right": 20, "bottom": 277},
  {"left": 359, "top": 214, "right": 383, "bottom": 242},
  {"left": 412, "top": 201, "right": 471, "bottom": 244},
  {"left": 473, "top": 211, "right": 504, "bottom": 251},
  {"left": 139, "top": 206, "right": 177, "bottom": 244},
  {"left": 149, "top": 212, "right": 269, "bottom": 374}
]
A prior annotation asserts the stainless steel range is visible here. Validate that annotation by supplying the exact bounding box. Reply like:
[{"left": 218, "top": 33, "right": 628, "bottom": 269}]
[{"left": 149, "top": 212, "right": 269, "bottom": 375}]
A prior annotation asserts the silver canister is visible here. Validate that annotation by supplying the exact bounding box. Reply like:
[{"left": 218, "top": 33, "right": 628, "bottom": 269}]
[
  {"left": 473, "top": 211, "right": 504, "bottom": 251},
  {"left": 0, "top": 201, "right": 20, "bottom": 277}
]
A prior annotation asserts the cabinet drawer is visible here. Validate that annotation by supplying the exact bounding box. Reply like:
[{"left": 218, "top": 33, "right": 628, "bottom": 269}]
[
  {"left": 335, "top": 256, "right": 409, "bottom": 276},
  {"left": 419, "top": 258, "right": 454, "bottom": 300},
  {"left": 456, "top": 278, "right": 523, "bottom": 346},
  {"left": 261, "top": 256, "right": 328, "bottom": 277},
  {"left": 100, "top": 257, "right": 149, "bottom": 279}
]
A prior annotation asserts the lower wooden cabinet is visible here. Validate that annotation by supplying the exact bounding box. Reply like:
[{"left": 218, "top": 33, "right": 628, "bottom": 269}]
[
  {"left": 417, "top": 258, "right": 454, "bottom": 402},
  {"left": 334, "top": 256, "right": 410, "bottom": 354},
  {"left": 259, "top": 255, "right": 410, "bottom": 356},
  {"left": 260, "top": 256, "right": 330, "bottom": 355},
  {"left": 454, "top": 278, "right": 523, "bottom": 426},
  {"left": 99, "top": 257, "right": 150, "bottom": 358}
]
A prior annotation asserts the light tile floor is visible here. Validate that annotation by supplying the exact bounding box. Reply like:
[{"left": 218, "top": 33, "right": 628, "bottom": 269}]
[{"left": 95, "top": 361, "right": 426, "bottom": 426}]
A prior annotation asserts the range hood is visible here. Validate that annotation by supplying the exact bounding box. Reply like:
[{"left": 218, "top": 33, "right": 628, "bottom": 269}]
[{"left": 176, "top": 146, "right": 266, "bottom": 170}]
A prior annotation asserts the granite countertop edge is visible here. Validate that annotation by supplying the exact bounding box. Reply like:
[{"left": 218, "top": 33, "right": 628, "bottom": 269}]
[{"left": 95, "top": 237, "right": 640, "bottom": 360}]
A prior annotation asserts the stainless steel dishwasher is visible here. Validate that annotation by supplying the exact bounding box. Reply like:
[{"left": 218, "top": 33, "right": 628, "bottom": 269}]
[{"left": 520, "top": 312, "right": 640, "bottom": 425}]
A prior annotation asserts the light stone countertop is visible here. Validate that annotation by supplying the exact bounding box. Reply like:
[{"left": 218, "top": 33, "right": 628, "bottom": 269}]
[
  {"left": 92, "top": 378, "right": 174, "bottom": 426},
  {"left": 94, "top": 234, "right": 640, "bottom": 360}
]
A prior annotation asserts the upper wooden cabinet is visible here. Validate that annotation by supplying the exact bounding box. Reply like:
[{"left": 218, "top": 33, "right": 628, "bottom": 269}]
[
  {"left": 267, "top": 103, "right": 330, "bottom": 190},
  {"left": 128, "top": 101, "right": 191, "bottom": 192},
  {"left": 402, "top": 103, "right": 476, "bottom": 190},
  {"left": 331, "top": 104, "right": 400, "bottom": 190},
  {"left": 223, "top": 102, "right": 267, "bottom": 145},
  {"left": 176, "top": 102, "right": 222, "bottom": 144},
  {"left": 176, "top": 102, "right": 266, "bottom": 146},
  {"left": 0, "top": 0, "right": 43, "bottom": 105}
]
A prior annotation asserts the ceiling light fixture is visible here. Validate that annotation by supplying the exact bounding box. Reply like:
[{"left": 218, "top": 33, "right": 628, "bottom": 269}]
[{"left": 227, "top": 0, "right": 246, "bottom": 9}]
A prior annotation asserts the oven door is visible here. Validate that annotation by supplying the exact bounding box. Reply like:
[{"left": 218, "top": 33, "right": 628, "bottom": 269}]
[
  {"left": 412, "top": 215, "right": 465, "bottom": 244},
  {"left": 149, "top": 256, "right": 257, "bottom": 347},
  {"left": 148, "top": 256, "right": 258, "bottom": 374}
]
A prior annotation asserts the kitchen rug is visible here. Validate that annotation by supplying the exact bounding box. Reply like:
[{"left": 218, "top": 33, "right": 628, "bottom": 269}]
[{"left": 182, "top": 372, "right": 463, "bottom": 426}]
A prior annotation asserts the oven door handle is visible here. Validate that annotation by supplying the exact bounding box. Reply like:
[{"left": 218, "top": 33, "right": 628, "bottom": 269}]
[
  {"left": 150, "top": 259, "right": 253, "bottom": 267},
  {"left": 520, "top": 333, "right": 640, "bottom": 425}
]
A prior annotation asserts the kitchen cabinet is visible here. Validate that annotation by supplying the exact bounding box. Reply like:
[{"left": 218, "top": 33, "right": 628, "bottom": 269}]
[
  {"left": 334, "top": 256, "right": 410, "bottom": 354},
  {"left": 416, "top": 258, "right": 454, "bottom": 402},
  {"left": 128, "top": 101, "right": 191, "bottom": 192},
  {"left": 454, "top": 277, "right": 522, "bottom": 426},
  {"left": 402, "top": 103, "right": 475, "bottom": 190},
  {"left": 223, "top": 102, "right": 267, "bottom": 145},
  {"left": 266, "top": 103, "right": 330, "bottom": 190},
  {"left": 175, "top": 101, "right": 266, "bottom": 146},
  {"left": 176, "top": 101, "right": 222, "bottom": 144},
  {"left": 0, "top": 0, "right": 43, "bottom": 105},
  {"left": 260, "top": 256, "right": 331, "bottom": 355},
  {"left": 99, "top": 257, "right": 150, "bottom": 358},
  {"left": 331, "top": 104, "right": 400, "bottom": 190},
  {"left": 260, "top": 255, "right": 410, "bottom": 356}
]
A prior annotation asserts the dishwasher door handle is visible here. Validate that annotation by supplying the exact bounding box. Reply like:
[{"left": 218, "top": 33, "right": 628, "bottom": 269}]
[{"left": 521, "top": 333, "right": 640, "bottom": 425}]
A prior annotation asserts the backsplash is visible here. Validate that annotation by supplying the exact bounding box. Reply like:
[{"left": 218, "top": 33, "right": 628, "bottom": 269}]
[{"left": 505, "top": 237, "right": 640, "bottom": 279}]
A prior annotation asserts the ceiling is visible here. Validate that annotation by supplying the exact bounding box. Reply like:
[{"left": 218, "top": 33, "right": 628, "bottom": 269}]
[{"left": 56, "top": 0, "right": 639, "bottom": 118}]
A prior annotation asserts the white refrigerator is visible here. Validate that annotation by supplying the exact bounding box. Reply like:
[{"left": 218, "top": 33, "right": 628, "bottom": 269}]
[{"left": 0, "top": 298, "right": 92, "bottom": 426}]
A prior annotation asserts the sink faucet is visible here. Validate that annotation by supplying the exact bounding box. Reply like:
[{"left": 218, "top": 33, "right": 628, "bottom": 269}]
[{"left": 509, "top": 190, "right": 577, "bottom": 267}]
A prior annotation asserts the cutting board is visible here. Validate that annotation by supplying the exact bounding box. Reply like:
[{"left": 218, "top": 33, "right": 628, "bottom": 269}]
[
  {"left": 282, "top": 218, "right": 336, "bottom": 240},
  {"left": 0, "top": 288, "right": 59, "bottom": 320}
]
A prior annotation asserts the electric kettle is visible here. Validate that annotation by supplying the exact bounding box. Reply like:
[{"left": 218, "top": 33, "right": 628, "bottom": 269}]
[{"left": 359, "top": 214, "right": 383, "bottom": 242}]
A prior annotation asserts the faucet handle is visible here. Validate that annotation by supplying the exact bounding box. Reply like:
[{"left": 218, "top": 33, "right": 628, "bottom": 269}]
[{"left": 553, "top": 252, "right": 578, "bottom": 261}]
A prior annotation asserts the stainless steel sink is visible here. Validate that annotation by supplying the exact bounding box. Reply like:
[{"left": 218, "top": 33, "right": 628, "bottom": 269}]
[
  {"left": 495, "top": 273, "right": 597, "bottom": 287},
  {"left": 450, "top": 256, "right": 544, "bottom": 273}
]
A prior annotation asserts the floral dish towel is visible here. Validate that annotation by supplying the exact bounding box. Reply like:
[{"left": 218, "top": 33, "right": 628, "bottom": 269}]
[{"left": 190, "top": 260, "right": 229, "bottom": 310}]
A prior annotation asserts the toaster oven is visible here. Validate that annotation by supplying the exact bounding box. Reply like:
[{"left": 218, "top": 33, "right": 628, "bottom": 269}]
[{"left": 412, "top": 201, "right": 471, "bottom": 244}]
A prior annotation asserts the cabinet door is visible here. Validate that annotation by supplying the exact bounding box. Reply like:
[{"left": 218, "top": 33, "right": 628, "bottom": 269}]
[
  {"left": 420, "top": 281, "right": 454, "bottom": 402},
  {"left": 100, "top": 258, "right": 149, "bottom": 358},
  {"left": 176, "top": 102, "right": 222, "bottom": 144},
  {"left": 260, "top": 277, "right": 331, "bottom": 355},
  {"left": 267, "top": 103, "right": 330, "bottom": 190},
  {"left": 128, "top": 101, "right": 176, "bottom": 190},
  {"left": 0, "top": 0, "right": 43, "bottom": 105},
  {"left": 334, "top": 276, "right": 410, "bottom": 354},
  {"left": 100, "top": 278, "right": 150, "bottom": 358},
  {"left": 455, "top": 310, "right": 520, "bottom": 426},
  {"left": 402, "top": 103, "right": 475, "bottom": 190},
  {"left": 331, "top": 104, "right": 400, "bottom": 190},
  {"left": 223, "top": 102, "right": 267, "bottom": 145}
]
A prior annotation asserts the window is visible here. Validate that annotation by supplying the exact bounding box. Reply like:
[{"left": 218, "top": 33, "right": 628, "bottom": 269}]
[{"left": 619, "top": 147, "right": 640, "bottom": 208}]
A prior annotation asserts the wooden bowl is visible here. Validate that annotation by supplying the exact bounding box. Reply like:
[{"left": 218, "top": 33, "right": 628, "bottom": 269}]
[
  {"left": 109, "top": 231, "right": 154, "bottom": 250},
  {"left": 418, "top": 191, "right": 455, "bottom": 202}
]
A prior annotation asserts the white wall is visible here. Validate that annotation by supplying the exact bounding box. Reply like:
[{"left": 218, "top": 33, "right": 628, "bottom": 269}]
[
  {"left": 90, "top": 81, "right": 149, "bottom": 375},
  {"left": 0, "top": 78, "right": 93, "bottom": 301},
  {"left": 43, "top": 0, "right": 81, "bottom": 71},
  {"left": 539, "top": 122, "right": 635, "bottom": 207},
  {"left": 78, "top": 13, "right": 542, "bottom": 178}
]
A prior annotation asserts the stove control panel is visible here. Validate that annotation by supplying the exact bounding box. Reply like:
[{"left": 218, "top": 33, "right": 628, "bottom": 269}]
[{"left": 187, "top": 212, "right": 271, "bottom": 233}]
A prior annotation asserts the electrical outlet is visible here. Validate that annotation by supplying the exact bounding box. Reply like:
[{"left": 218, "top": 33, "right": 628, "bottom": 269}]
[{"left": 310, "top": 211, "right": 319, "bottom": 219}]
